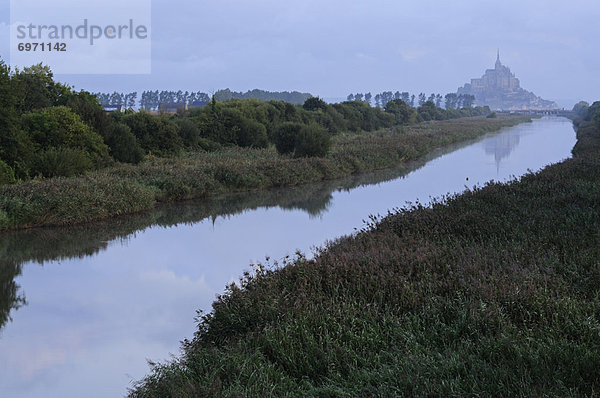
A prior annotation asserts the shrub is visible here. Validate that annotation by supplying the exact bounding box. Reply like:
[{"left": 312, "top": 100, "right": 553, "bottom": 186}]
[
  {"left": 294, "top": 123, "right": 331, "bottom": 158},
  {"left": 107, "top": 123, "right": 145, "bottom": 164},
  {"left": 272, "top": 122, "right": 303, "bottom": 155},
  {"left": 20, "top": 106, "right": 109, "bottom": 165},
  {"left": 385, "top": 99, "right": 417, "bottom": 124},
  {"left": 0, "top": 159, "right": 15, "bottom": 185},
  {"left": 487, "top": 111, "right": 497, "bottom": 118},
  {"left": 122, "top": 111, "right": 183, "bottom": 156},
  {"left": 175, "top": 118, "right": 202, "bottom": 148},
  {"left": 235, "top": 118, "right": 268, "bottom": 148},
  {"left": 31, "top": 147, "right": 94, "bottom": 177}
]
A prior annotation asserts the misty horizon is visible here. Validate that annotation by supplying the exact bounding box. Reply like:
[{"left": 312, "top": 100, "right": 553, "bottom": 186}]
[{"left": 2, "top": 0, "right": 598, "bottom": 108}]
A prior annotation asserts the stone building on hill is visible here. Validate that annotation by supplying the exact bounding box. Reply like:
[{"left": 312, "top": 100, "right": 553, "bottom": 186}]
[{"left": 457, "top": 51, "right": 557, "bottom": 111}]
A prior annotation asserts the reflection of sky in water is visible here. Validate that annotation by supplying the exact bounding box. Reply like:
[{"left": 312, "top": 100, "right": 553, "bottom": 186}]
[{"left": 0, "top": 117, "right": 577, "bottom": 398}]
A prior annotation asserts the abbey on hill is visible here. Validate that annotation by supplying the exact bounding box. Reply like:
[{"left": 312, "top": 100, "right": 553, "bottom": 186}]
[{"left": 457, "top": 51, "right": 557, "bottom": 111}]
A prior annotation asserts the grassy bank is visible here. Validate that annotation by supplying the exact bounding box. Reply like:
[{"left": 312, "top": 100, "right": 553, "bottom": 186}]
[
  {"left": 128, "top": 117, "right": 600, "bottom": 397},
  {"left": 0, "top": 115, "right": 529, "bottom": 230}
]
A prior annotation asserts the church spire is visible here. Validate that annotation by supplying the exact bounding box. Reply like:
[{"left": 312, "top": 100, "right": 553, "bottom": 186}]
[{"left": 495, "top": 49, "right": 501, "bottom": 68}]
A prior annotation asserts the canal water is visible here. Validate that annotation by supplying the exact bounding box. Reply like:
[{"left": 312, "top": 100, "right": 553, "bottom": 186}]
[{"left": 0, "top": 117, "right": 576, "bottom": 397}]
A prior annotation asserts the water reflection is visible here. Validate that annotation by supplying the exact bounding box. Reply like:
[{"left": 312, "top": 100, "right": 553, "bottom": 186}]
[
  {"left": 484, "top": 129, "right": 521, "bottom": 172},
  {"left": 0, "top": 260, "right": 27, "bottom": 332},
  {"left": 0, "top": 137, "right": 477, "bottom": 333}
]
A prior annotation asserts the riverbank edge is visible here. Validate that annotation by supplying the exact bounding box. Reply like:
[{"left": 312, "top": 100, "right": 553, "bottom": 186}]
[
  {"left": 128, "top": 120, "right": 600, "bottom": 396},
  {"left": 0, "top": 115, "right": 531, "bottom": 231}
]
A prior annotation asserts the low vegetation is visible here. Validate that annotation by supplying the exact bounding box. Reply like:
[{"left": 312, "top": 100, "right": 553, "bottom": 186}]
[
  {"left": 0, "top": 115, "right": 529, "bottom": 230},
  {"left": 0, "top": 60, "right": 532, "bottom": 229},
  {"left": 128, "top": 105, "right": 600, "bottom": 397}
]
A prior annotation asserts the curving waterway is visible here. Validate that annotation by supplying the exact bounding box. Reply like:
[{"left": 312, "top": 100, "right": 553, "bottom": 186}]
[{"left": 0, "top": 117, "right": 576, "bottom": 397}]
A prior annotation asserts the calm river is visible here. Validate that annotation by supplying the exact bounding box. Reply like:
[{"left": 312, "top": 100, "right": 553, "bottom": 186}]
[{"left": 0, "top": 116, "right": 576, "bottom": 397}]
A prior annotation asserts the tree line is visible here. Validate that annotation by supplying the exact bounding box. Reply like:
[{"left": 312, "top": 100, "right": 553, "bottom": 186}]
[
  {"left": 94, "top": 89, "right": 313, "bottom": 111},
  {"left": 348, "top": 91, "right": 475, "bottom": 109},
  {"left": 0, "top": 61, "right": 493, "bottom": 185}
]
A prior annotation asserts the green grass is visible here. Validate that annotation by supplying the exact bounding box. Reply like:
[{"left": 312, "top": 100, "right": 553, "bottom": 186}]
[
  {"left": 128, "top": 120, "right": 600, "bottom": 397},
  {"left": 0, "top": 115, "right": 530, "bottom": 230}
]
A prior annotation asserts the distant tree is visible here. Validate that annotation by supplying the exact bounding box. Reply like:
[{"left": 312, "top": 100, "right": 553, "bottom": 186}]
[
  {"left": 347, "top": 94, "right": 355, "bottom": 101},
  {"left": 418, "top": 93, "right": 427, "bottom": 106},
  {"left": 364, "top": 92, "right": 372, "bottom": 106},
  {"left": 374, "top": 93, "right": 382, "bottom": 108},
  {"left": 401, "top": 92, "right": 410, "bottom": 105},
  {"left": 435, "top": 94, "right": 443, "bottom": 108},
  {"left": 355, "top": 93, "right": 364, "bottom": 102},
  {"left": 125, "top": 92, "right": 137, "bottom": 108},
  {"left": 445, "top": 93, "right": 458, "bottom": 109},
  {"left": 109, "top": 92, "right": 124, "bottom": 106},
  {"left": 394, "top": 91, "right": 401, "bottom": 100},
  {"left": 189, "top": 92, "right": 210, "bottom": 107},
  {"left": 175, "top": 90, "right": 185, "bottom": 104},
  {"left": 410, "top": 94, "right": 415, "bottom": 107},
  {"left": 380, "top": 91, "right": 394, "bottom": 107},
  {"left": 461, "top": 94, "right": 475, "bottom": 108}
]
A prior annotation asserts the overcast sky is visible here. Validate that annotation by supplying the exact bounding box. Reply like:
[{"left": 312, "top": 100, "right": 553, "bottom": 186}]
[{"left": 1, "top": 0, "right": 598, "bottom": 107}]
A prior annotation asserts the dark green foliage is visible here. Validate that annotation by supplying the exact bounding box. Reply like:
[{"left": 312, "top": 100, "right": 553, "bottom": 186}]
[
  {"left": 19, "top": 106, "right": 109, "bottom": 176},
  {"left": 0, "top": 124, "right": 34, "bottom": 179},
  {"left": 21, "top": 106, "right": 108, "bottom": 157},
  {"left": 273, "top": 122, "right": 331, "bottom": 158},
  {"left": 234, "top": 118, "right": 268, "bottom": 148},
  {"left": 0, "top": 61, "right": 122, "bottom": 178},
  {"left": 31, "top": 147, "right": 94, "bottom": 177},
  {"left": 175, "top": 118, "right": 202, "bottom": 148},
  {"left": 0, "top": 159, "right": 15, "bottom": 185},
  {"left": 214, "top": 107, "right": 268, "bottom": 148},
  {"left": 192, "top": 103, "right": 270, "bottom": 148},
  {"left": 12, "top": 63, "right": 72, "bottom": 112},
  {"left": 487, "top": 111, "right": 497, "bottom": 118},
  {"left": 302, "top": 96, "right": 328, "bottom": 112},
  {"left": 417, "top": 100, "right": 444, "bottom": 121},
  {"left": 294, "top": 123, "right": 331, "bottom": 158},
  {"left": 385, "top": 99, "right": 417, "bottom": 124},
  {"left": 331, "top": 100, "right": 394, "bottom": 132},
  {"left": 66, "top": 90, "right": 113, "bottom": 139},
  {"left": 107, "top": 124, "right": 145, "bottom": 164},
  {"left": 122, "top": 111, "right": 183, "bottom": 156},
  {"left": 272, "top": 122, "right": 303, "bottom": 155},
  {"left": 129, "top": 113, "right": 600, "bottom": 397}
]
